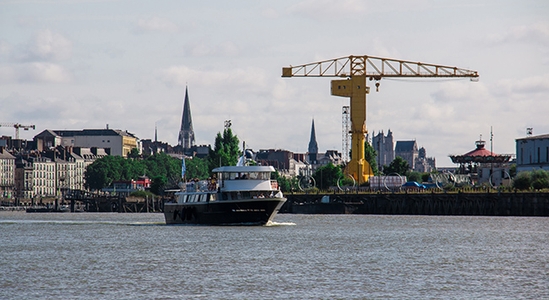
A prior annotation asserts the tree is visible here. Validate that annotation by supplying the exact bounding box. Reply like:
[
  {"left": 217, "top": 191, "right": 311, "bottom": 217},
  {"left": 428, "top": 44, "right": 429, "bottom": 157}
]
[
  {"left": 313, "top": 163, "right": 343, "bottom": 190},
  {"left": 273, "top": 171, "right": 295, "bottom": 193},
  {"left": 143, "top": 153, "right": 181, "bottom": 188},
  {"left": 84, "top": 152, "right": 182, "bottom": 193},
  {"left": 127, "top": 148, "right": 140, "bottom": 159},
  {"left": 407, "top": 171, "right": 422, "bottom": 182},
  {"left": 150, "top": 175, "right": 168, "bottom": 195},
  {"left": 509, "top": 164, "right": 517, "bottom": 178},
  {"left": 364, "top": 141, "right": 380, "bottom": 176},
  {"left": 208, "top": 128, "right": 240, "bottom": 170},
  {"left": 185, "top": 157, "right": 209, "bottom": 180},
  {"left": 383, "top": 156, "right": 410, "bottom": 176},
  {"left": 85, "top": 156, "right": 127, "bottom": 190},
  {"left": 531, "top": 169, "right": 549, "bottom": 190}
]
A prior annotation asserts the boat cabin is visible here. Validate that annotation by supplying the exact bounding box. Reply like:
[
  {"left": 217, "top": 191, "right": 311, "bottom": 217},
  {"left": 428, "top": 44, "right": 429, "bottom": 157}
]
[
  {"left": 212, "top": 165, "right": 278, "bottom": 192},
  {"left": 175, "top": 165, "right": 281, "bottom": 205}
]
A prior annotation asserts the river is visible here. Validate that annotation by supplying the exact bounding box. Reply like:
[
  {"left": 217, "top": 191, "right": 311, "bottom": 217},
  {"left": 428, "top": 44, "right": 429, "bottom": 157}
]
[{"left": 1, "top": 212, "right": 547, "bottom": 299}]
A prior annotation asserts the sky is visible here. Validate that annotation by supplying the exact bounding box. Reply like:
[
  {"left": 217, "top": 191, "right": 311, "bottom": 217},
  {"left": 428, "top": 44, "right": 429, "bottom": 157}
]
[{"left": 1, "top": 0, "right": 548, "bottom": 167}]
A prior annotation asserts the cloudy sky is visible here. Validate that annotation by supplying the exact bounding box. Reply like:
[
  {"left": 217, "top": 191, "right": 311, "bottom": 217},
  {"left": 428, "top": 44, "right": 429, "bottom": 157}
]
[{"left": 1, "top": 0, "right": 548, "bottom": 166}]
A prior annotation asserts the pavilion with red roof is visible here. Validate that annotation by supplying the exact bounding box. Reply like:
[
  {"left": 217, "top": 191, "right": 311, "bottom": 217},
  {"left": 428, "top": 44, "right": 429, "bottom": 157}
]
[
  {"left": 449, "top": 136, "right": 512, "bottom": 185},
  {"left": 450, "top": 138, "right": 511, "bottom": 165}
]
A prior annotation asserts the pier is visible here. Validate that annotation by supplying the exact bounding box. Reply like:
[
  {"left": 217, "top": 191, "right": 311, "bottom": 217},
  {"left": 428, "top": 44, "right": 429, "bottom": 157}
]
[
  {"left": 61, "top": 190, "right": 165, "bottom": 213},
  {"left": 281, "top": 192, "right": 549, "bottom": 216}
]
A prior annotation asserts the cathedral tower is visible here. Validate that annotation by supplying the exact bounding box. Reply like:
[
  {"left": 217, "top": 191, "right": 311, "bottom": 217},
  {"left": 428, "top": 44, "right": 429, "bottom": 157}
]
[
  {"left": 308, "top": 119, "right": 318, "bottom": 164},
  {"left": 178, "top": 86, "right": 195, "bottom": 151}
]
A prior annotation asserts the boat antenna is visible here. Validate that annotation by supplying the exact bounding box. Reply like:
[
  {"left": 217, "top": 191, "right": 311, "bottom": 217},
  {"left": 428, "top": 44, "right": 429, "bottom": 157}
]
[{"left": 243, "top": 141, "right": 246, "bottom": 166}]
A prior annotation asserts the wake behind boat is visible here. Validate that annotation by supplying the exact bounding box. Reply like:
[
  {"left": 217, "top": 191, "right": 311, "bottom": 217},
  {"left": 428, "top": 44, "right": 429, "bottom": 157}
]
[{"left": 163, "top": 165, "right": 286, "bottom": 225}]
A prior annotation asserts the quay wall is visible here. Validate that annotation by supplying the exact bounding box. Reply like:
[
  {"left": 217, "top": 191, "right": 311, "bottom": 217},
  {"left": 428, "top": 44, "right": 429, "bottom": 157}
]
[{"left": 281, "top": 192, "right": 549, "bottom": 216}]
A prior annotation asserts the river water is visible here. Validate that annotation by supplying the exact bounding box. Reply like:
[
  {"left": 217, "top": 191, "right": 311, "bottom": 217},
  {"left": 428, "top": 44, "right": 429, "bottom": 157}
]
[{"left": 0, "top": 212, "right": 547, "bottom": 299}]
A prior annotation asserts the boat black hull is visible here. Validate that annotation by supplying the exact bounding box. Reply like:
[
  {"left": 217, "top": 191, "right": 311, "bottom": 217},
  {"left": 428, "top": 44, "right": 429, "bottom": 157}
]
[{"left": 163, "top": 198, "right": 286, "bottom": 225}]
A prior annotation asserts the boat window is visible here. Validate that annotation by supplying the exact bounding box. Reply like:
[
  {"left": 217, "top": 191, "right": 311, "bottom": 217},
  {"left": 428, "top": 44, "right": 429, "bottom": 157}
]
[
  {"left": 209, "top": 193, "right": 216, "bottom": 202},
  {"left": 249, "top": 172, "right": 258, "bottom": 180},
  {"left": 199, "top": 194, "right": 206, "bottom": 202}
]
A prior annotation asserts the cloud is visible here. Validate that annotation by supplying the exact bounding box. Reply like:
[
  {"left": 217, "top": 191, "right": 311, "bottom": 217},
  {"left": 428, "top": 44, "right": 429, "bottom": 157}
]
[
  {"left": 486, "top": 22, "right": 549, "bottom": 46},
  {"left": 287, "top": 0, "right": 366, "bottom": 20},
  {"left": 494, "top": 74, "right": 549, "bottom": 96},
  {"left": 0, "top": 30, "right": 73, "bottom": 83},
  {"left": 16, "top": 29, "right": 72, "bottom": 62},
  {"left": 182, "top": 40, "right": 241, "bottom": 57},
  {"left": 156, "top": 65, "right": 267, "bottom": 91},
  {"left": 286, "top": 0, "right": 434, "bottom": 21},
  {"left": 0, "top": 40, "right": 11, "bottom": 56},
  {"left": 0, "top": 62, "right": 72, "bottom": 83},
  {"left": 134, "top": 16, "right": 178, "bottom": 34},
  {"left": 261, "top": 7, "right": 279, "bottom": 19}
]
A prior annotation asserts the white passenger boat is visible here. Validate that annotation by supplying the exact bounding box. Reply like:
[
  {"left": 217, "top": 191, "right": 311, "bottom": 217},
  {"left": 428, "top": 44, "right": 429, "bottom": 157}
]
[{"left": 163, "top": 165, "right": 286, "bottom": 225}]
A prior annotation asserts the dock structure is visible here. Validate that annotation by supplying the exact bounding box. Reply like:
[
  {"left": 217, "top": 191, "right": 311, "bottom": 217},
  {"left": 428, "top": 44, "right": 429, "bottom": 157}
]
[
  {"left": 64, "top": 190, "right": 165, "bottom": 213},
  {"left": 281, "top": 192, "right": 549, "bottom": 216}
]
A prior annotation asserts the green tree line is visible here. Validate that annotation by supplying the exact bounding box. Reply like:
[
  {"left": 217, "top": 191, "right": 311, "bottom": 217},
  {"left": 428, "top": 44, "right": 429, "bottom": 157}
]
[
  {"left": 84, "top": 152, "right": 210, "bottom": 194},
  {"left": 85, "top": 127, "right": 240, "bottom": 195}
]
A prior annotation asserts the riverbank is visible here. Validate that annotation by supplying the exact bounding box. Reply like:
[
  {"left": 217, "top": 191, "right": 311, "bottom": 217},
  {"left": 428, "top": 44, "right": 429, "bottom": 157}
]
[{"left": 281, "top": 191, "right": 549, "bottom": 216}]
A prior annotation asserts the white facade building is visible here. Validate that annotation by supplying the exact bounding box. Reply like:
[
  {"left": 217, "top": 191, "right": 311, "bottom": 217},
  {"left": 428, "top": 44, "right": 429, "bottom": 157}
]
[
  {"left": 516, "top": 134, "right": 549, "bottom": 172},
  {"left": 35, "top": 129, "right": 139, "bottom": 157},
  {"left": 0, "top": 148, "right": 15, "bottom": 199}
]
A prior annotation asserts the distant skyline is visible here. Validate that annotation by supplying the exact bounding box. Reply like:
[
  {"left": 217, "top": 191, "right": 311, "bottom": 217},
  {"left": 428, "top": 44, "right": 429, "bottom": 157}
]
[{"left": 1, "top": 0, "right": 548, "bottom": 166}]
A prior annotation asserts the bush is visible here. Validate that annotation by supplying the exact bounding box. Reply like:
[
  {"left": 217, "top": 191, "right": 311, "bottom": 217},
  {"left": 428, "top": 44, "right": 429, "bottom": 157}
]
[
  {"left": 531, "top": 170, "right": 549, "bottom": 190},
  {"left": 513, "top": 172, "right": 531, "bottom": 190},
  {"left": 513, "top": 170, "right": 549, "bottom": 190},
  {"left": 532, "top": 178, "right": 549, "bottom": 190}
]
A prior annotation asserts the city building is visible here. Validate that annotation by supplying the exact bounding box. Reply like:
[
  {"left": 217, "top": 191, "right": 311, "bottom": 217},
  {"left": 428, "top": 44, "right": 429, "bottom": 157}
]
[
  {"left": 395, "top": 140, "right": 418, "bottom": 170},
  {"left": 415, "top": 147, "right": 436, "bottom": 173},
  {"left": 256, "top": 149, "right": 306, "bottom": 177},
  {"left": 34, "top": 128, "right": 138, "bottom": 157},
  {"left": 516, "top": 133, "right": 549, "bottom": 172},
  {"left": 10, "top": 146, "right": 109, "bottom": 204},
  {"left": 0, "top": 147, "right": 15, "bottom": 200},
  {"left": 372, "top": 130, "right": 395, "bottom": 167},
  {"left": 27, "top": 156, "right": 56, "bottom": 201}
]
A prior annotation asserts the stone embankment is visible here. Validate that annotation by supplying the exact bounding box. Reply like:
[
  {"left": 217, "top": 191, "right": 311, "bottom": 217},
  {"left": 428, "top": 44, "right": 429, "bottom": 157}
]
[{"left": 281, "top": 192, "right": 549, "bottom": 216}]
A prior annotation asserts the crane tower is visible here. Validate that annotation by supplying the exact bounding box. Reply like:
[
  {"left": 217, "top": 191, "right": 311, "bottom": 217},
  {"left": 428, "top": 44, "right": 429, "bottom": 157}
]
[
  {"left": 282, "top": 55, "right": 479, "bottom": 185},
  {"left": 342, "top": 106, "right": 350, "bottom": 163}
]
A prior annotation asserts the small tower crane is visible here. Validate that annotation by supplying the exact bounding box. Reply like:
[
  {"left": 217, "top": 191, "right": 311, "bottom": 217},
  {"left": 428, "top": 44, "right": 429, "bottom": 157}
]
[
  {"left": 282, "top": 55, "right": 479, "bottom": 185},
  {"left": 0, "top": 123, "right": 36, "bottom": 139}
]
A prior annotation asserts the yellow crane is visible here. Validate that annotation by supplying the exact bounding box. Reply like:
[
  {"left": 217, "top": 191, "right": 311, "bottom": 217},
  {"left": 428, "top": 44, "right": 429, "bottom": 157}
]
[
  {"left": 282, "top": 55, "right": 479, "bottom": 185},
  {"left": 0, "top": 123, "right": 36, "bottom": 139}
]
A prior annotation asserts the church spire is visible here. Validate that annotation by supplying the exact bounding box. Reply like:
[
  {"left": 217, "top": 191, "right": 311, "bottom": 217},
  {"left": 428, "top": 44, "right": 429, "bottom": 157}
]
[
  {"left": 178, "top": 86, "right": 195, "bottom": 151},
  {"left": 308, "top": 119, "right": 318, "bottom": 163}
]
